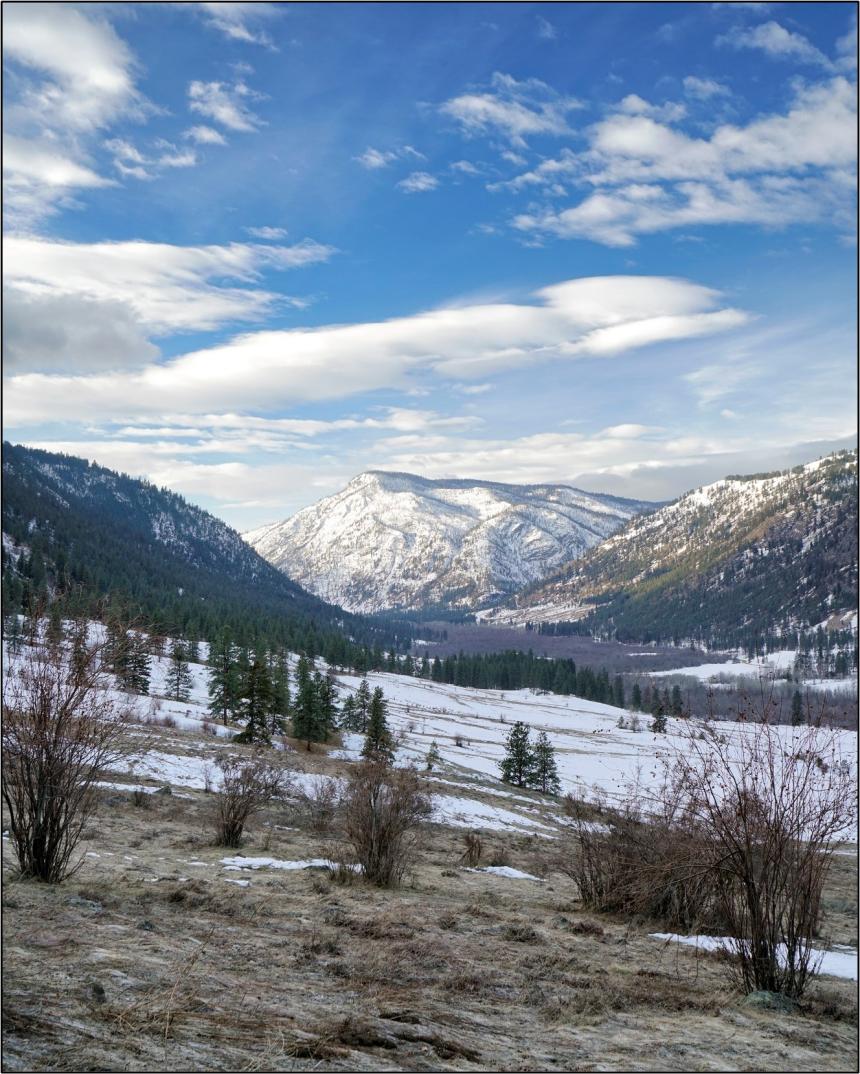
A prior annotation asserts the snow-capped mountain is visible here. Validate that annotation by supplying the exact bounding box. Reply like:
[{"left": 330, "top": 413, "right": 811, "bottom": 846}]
[
  {"left": 244, "top": 471, "right": 652, "bottom": 613},
  {"left": 508, "top": 450, "right": 858, "bottom": 647}
]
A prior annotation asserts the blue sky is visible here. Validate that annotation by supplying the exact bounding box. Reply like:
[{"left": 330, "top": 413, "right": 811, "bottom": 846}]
[{"left": 3, "top": 1, "right": 857, "bottom": 529}]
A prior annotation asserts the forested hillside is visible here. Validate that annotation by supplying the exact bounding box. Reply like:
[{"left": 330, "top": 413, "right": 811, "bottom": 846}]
[
  {"left": 1, "top": 443, "right": 408, "bottom": 658},
  {"left": 513, "top": 450, "right": 858, "bottom": 649}
]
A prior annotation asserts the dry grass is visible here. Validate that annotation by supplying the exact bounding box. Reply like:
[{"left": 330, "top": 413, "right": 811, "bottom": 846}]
[{"left": 2, "top": 726, "right": 857, "bottom": 1072}]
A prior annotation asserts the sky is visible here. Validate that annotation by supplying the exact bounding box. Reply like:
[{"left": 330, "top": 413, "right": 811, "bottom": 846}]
[{"left": 3, "top": 1, "right": 857, "bottom": 530}]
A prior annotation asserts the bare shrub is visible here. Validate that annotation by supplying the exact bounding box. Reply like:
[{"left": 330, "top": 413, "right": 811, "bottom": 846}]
[
  {"left": 214, "top": 755, "right": 289, "bottom": 848},
  {"left": 296, "top": 775, "right": 342, "bottom": 833},
  {"left": 131, "top": 789, "right": 152, "bottom": 810},
  {"left": 340, "top": 761, "right": 432, "bottom": 887},
  {"left": 662, "top": 708, "right": 857, "bottom": 998},
  {"left": 2, "top": 638, "right": 132, "bottom": 883},
  {"left": 458, "top": 831, "right": 482, "bottom": 868},
  {"left": 563, "top": 788, "right": 727, "bottom": 932}
]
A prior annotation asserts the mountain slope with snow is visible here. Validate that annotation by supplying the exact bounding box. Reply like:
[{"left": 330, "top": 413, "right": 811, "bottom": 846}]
[
  {"left": 244, "top": 471, "right": 652, "bottom": 613},
  {"left": 508, "top": 450, "right": 858, "bottom": 646}
]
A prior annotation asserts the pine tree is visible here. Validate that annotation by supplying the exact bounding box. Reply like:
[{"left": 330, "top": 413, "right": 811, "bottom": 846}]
[
  {"left": 425, "top": 740, "right": 441, "bottom": 771},
  {"left": 4, "top": 613, "right": 22, "bottom": 654},
  {"left": 651, "top": 711, "right": 668, "bottom": 734},
  {"left": 166, "top": 641, "right": 193, "bottom": 702},
  {"left": 340, "top": 694, "right": 359, "bottom": 732},
  {"left": 791, "top": 689, "right": 804, "bottom": 726},
  {"left": 235, "top": 655, "right": 274, "bottom": 745},
  {"left": 293, "top": 673, "right": 325, "bottom": 750},
  {"left": 208, "top": 630, "right": 239, "bottom": 724},
  {"left": 631, "top": 682, "right": 642, "bottom": 710},
  {"left": 670, "top": 683, "right": 683, "bottom": 717},
  {"left": 612, "top": 675, "right": 625, "bottom": 709},
  {"left": 126, "top": 633, "right": 152, "bottom": 694},
  {"left": 354, "top": 678, "right": 371, "bottom": 732},
  {"left": 362, "top": 687, "right": 394, "bottom": 762},
  {"left": 531, "top": 730, "right": 560, "bottom": 795},
  {"left": 45, "top": 604, "right": 64, "bottom": 648},
  {"left": 269, "top": 652, "right": 291, "bottom": 734},
  {"left": 499, "top": 721, "right": 534, "bottom": 787}
]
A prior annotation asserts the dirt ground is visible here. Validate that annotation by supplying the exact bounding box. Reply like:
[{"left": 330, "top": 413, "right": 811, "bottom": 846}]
[{"left": 2, "top": 729, "right": 858, "bottom": 1073}]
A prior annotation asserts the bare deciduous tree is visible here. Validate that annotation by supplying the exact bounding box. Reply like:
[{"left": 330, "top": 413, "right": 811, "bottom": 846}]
[
  {"left": 2, "top": 633, "right": 131, "bottom": 883},
  {"left": 341, "top": 761, "right": 432, "bottom": 887},
  {"left": 214, "top": 755, "right": 289, "bottom": 847}
]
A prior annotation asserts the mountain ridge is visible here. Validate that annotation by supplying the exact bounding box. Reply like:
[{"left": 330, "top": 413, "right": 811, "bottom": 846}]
[{"left": 245, "top": 470, "right": 653, "bottom": 614}]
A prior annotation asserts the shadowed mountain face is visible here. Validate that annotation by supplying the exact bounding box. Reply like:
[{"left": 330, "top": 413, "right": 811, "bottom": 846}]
[
  {"left": 1, "top": 443, "right": 396, "bottom": 650},
  {"left": 244, "top": 470, "right": 653, "bottom": 614},
  {"left": 510, "top": 450, "right": 858, "bottom": 648}
]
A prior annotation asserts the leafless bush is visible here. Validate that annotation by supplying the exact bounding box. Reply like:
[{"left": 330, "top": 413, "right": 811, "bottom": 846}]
[
  {"left": 565, "top": 697, "right": 857, "bottom": 998},
  {"left": 214, "top": 755, "right": 290, "bottom": 848},
  {"left": 563, "top": 788, "right": 728, "bottom": 932},
  {"left": 295, "top": 776, "right": 342, "bottom": 833},
  {"left": 132, "top": 788, "right": 152, "bottom": 809},
  {"left": 662, "top": 706, "right": 856, "bottom": 998},
  {"left": 458, "top": 831, "right": 482, "bottom": 868},
  {"left": 340, "top": 761, "right": 432, "bottom": 887},
  {"left": 2, "top": 639, "right": 132, "bottom": 883}
]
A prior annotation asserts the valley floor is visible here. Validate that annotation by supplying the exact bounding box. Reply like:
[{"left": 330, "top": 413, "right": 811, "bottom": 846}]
[{"left": 3, "top": 717, "right": 858, "bottom": 1073}]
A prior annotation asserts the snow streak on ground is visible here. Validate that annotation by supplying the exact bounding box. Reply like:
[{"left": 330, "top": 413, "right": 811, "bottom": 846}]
[{"left": 649, "top": 934, "right": 858, "bottom": 982}]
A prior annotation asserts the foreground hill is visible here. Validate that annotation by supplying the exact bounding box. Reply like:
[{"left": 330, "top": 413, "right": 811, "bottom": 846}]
[
  {"left": 508, "top": 450, "right": 858, "bottom": 648},
  {"left": 1, "top": 443, "right": 399, "bottom": 651},
  {"left": 245, "top": 470, "right": 652, "bottom": 613}
]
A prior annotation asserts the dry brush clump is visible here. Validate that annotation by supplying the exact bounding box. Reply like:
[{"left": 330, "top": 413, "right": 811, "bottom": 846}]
[
  {"left": 339, "top": 760, "right": 432, "bottom": 887},
  {"left": 2, "top": 634, "right": 134, "bottom": 883},
  {"left": 213, "top": 755, "right": 290, "bottom": 848},
  {"left": 565, "top": 699, "right": 857, "bottom": 998}
]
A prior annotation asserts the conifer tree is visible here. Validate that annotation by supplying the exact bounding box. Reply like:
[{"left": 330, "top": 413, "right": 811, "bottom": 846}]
[
  {"left": 791, "top": 689, "right": 804, "bottom": 726},
  {"left": 612, "top": 675, "right": 625, "bottom": 709},
  {"left": 166, "top": 641, "right": 193, "bottom": 702},
  {"left": 670, "top": 683, "right": 684, "bottom": 717},
  {"left": 354, "top": 678, "right": 371, "bottom": 732},
  {"left": 631, "top": 682, "right": 642, "bottom": 710},
  {"left": 362, "top": 687, "right": 394, "bottom": 762},
  {"left": 340, "top": 694, "right": 359, "bottom": 732},
  {"left": 235, "top": 655, "right": 274, "bottom": 745},
  {"left": 499, "top": 721, "right": 534, "bottom": 787},
  {"left": 531, "top": 730, "right": 560, "bottom": 795},
  {"left": 208, "top": 630, "right": 239, "bottom": 724},
  {"left": 293, "top": 672, "right": 325, "bottom": 750},
  {"left": 126, "top": 633, "right": 152, "bottom": 695},
  {"left": 425, "top": 739, "right": 441, "bottom": 771}
]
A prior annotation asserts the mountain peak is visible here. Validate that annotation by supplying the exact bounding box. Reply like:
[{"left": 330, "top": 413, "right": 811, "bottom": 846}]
[{"left": 245, "top": 472, "right": 653, "bottom": 614}]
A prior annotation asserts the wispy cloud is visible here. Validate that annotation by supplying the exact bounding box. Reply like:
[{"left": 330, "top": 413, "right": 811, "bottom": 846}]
[
  {"left": 397, "top": 171, "right": 440, "bottom": 193},
  {"left": 3, "top": 3, "right": 144, "bottom": 224},
  {"left": 536, "top": 16, "right": 557, "bottom": 41},
  {"left": 3, "top": 236, "right": 336, "bottom": 372},
  {"left": 188, "top": 79, "right": 263, "bottom": 131},
  {"left": 183, "top": 124, "right": 228, "bottom": 146},
  {"left": 682, "top": 75, "right": 731, "bottom": 99},
  {"left": 354, "top": 145, "right": 425, "bottom": 169},
  {"left": 440, "top": 71, "right": 583, "bottom": 147},
  {"left": 196, "top": 3, "right": 281, "bottom": 48},
  {"left": 717, "top": 20, "right": 833, "bottom": 68},
  {"left": 5, "top": 275, "right": 748, "bottom": 424}
]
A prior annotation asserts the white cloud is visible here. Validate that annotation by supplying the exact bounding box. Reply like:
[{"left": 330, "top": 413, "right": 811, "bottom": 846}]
[
  {"left": 440, "top": 72, "right": 583, "bottom": 147},
  {"left": 718, "top": 20, "right": 833, "bottom": 68},
  {"left": 245, "top": 226, "right": 289, "bottom": 240},
  {"left": 397, "top": 171, "right": 440, "bottom": 193},
  {"left": 682, "top": 75, "right": 731, "bottom": 100},
  {"left": 617, "top": 94, "right": 687, "bottom": 122},
  {"left": 183, "top": 125, "right": 228, "bottom": 146},
  {"left": 3, "top": 3, "right": 142, "bottom": 224},
  {"left": 4, "top": 275, "right": 748, "bottom": 424},
  {"left": 354, "top": 145, "right": 426, "bottom": 169},
  {"left": 354, "top": 147, "right": 398, "bottom": 169},
  {"left": 536, "top": 16, "right": 557, "bottom": 41},
  {"left": 451, "top": 160, "right": 481, "bottom": 175},
  {"left": 511, "top": 77, "right": 857, "bottom": 244},
  {"left": 188, "top": 79, "right": 262, "bottom": 131},
  {"left": 196, "top": 2, "right": 280, "bottom": 48},
  {"left": 3, "top": 236, "right": 336, "bottom": 371}
]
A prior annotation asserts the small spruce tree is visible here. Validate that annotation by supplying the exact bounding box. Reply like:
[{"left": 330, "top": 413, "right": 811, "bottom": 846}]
[
  {"left": 362, "top": 687, "right": 394, "bottom": 763},
  {"left": 531, "top": 730, "right": 560, "bottom": 795},
  {"left": 499, "top": 721, "right": 534, "bottom": 787},
  {"left": 166, "top": 641, "right": 193, "bottom": 702},
  {"left": 425, "top": 739, "right": 442, "bottom": 772}
]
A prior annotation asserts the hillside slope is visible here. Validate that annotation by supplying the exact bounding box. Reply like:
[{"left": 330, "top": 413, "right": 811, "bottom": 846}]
[
  {"left": 1, "top": 443, "right": 398, "bottom": 650},
  {"left": 245, "top": 470, "right": 652, "bottom": 613},
  {"left": 509, "top": 450, "right": 858, "bottom": 647}
]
